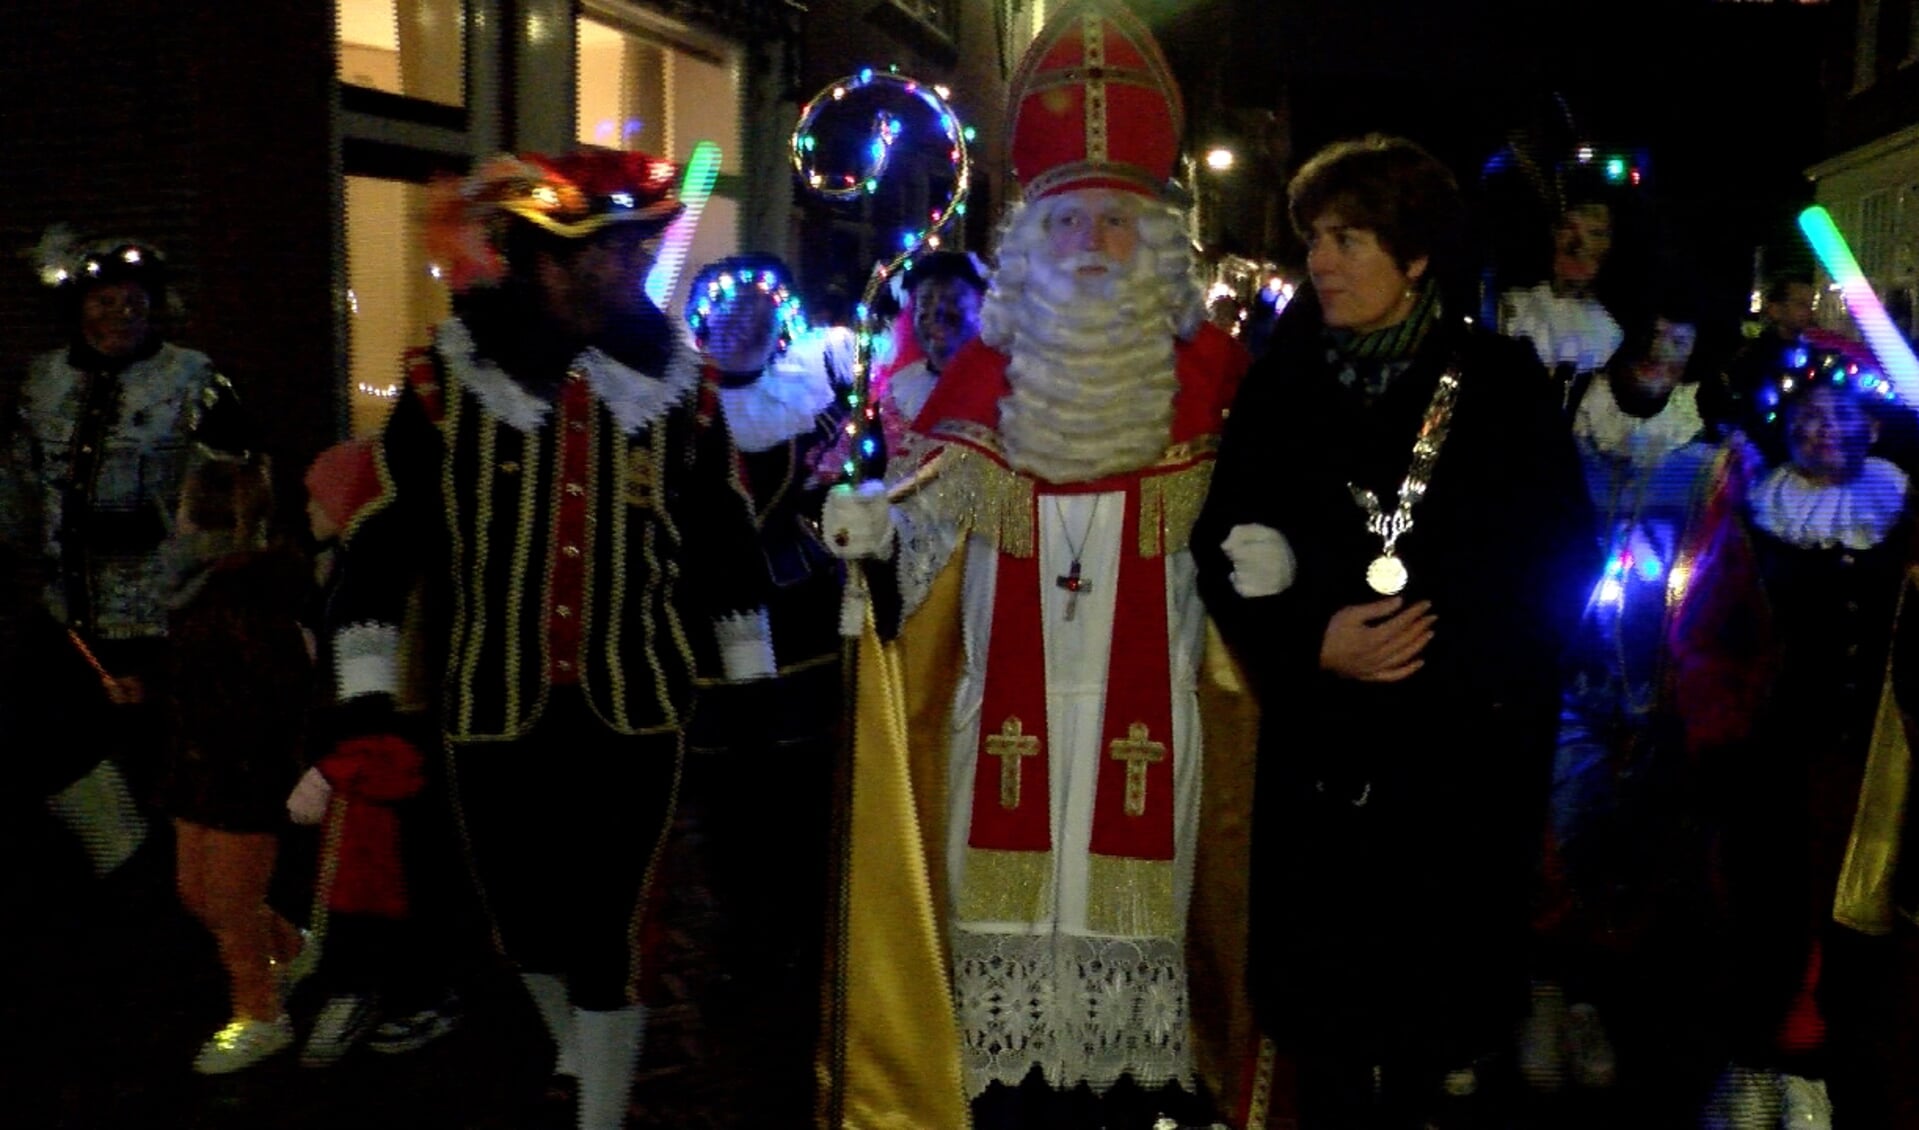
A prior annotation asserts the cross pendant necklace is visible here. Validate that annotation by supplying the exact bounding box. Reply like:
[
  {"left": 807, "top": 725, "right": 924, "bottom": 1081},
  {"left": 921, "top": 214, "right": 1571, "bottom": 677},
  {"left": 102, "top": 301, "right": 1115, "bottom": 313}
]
[
  {"left": 1052, "top": 496, "right": 1101, "bottom": 621},
  {"left": 1056, "top": 559, "right": 1089, "bottom": 620}
]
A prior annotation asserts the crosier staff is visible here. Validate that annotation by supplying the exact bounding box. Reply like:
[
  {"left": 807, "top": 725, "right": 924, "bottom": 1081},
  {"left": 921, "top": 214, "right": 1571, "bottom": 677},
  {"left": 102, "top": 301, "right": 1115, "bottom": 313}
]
[{"left": 793, "top": 66, "right": 973, "bottom": 1128}]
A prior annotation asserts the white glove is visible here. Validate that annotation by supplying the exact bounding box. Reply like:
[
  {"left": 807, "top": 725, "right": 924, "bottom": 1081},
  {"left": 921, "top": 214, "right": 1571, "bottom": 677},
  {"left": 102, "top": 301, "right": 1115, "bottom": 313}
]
[
  {"left": 286, "top": 766, "right": 334, "bottom": 826},
  {"left": 1222, "top": 523, "right": 1297, "bottom": 598},
  {"left": 822, "top": 480, "right": 897, "bottom": 560}
]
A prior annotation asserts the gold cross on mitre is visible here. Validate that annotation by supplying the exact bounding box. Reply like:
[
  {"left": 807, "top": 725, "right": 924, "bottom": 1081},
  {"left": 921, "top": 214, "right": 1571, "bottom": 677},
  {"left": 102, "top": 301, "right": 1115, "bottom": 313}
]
[
  {"left": 1108, "top": 722, "right": 1166, "bottom": 816},
  {"left": 985, "top": 716, "right": 1042, "bottom": 809}
]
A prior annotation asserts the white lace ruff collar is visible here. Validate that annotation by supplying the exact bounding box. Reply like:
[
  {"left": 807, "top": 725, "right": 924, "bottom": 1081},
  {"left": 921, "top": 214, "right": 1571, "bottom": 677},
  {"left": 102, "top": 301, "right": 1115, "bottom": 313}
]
[
  {"left": 432, "top": 316, "right": 700, "bottom": 435},
  {"left": 1574, "top": 379, "right": 1704, "bottom": 468},
  {"left": 1750, "top": 457, "right": 1909, "bottom": 551},
  {"left": 715, "top": 327, "right": 848, "bottom": 453}
]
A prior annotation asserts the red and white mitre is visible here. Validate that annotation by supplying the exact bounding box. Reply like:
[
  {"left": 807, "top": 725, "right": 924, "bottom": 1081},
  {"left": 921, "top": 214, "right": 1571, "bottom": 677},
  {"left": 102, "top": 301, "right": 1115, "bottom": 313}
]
[{"left": 1007, "top": 0, "right": 1184, "bottom": 200}]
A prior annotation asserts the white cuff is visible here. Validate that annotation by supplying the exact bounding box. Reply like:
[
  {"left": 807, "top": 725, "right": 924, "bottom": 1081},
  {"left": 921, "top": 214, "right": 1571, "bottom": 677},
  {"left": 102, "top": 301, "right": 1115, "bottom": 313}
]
[
  {"left": 334, "top": 622, "right": 400, "bottom": 701},
  {"left": 716, "top": 607, "right": 776, "bottom": 682}
]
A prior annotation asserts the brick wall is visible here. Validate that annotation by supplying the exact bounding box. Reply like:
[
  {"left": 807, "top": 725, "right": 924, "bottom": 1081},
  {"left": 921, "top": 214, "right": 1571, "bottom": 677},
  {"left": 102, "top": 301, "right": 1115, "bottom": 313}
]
[{"left": 0, "top": 0, "right": 335, "bottom": 483}]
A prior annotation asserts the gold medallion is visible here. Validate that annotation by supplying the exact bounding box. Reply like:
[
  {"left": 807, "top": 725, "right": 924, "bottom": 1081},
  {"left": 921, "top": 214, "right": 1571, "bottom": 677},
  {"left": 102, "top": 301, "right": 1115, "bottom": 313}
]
[{"left": 1366, "top": 554, "right": 1409, "bottom": 596}]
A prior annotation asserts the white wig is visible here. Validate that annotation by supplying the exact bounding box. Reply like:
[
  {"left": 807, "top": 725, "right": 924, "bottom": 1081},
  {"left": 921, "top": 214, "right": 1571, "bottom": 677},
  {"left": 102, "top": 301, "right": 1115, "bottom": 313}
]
[{"left": 975, "top": 191, "right": 1206, "bottom": 483}]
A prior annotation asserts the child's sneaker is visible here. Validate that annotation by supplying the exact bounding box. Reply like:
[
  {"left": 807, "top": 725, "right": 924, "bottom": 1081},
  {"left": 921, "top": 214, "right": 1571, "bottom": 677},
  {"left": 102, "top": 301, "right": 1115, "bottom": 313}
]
[
  {"left": 1565, "top": 1002, "right": 1617, "bottom": 1089},
  {"left": 192, "top": 1014, "right": 294, "bottom": 1075},
  {"left": 1781, "top": 1075, "right": 1832, "bottom": 1129},
  {"left": 367, "top": 992, "right": 461, "bottom": 1054},
  {"left": 301, "top": 993, "right": 382, "bottom": 1067}
]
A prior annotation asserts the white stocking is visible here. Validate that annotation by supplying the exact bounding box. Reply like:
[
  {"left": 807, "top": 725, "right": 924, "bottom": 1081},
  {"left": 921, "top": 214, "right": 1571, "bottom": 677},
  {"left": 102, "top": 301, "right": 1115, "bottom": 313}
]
[
  {"left": 520, "top": 972, "right": 578, "bottom": 1077},
  {"left": 574, "top": 1004, "right": 645, "bottom": 1130}
]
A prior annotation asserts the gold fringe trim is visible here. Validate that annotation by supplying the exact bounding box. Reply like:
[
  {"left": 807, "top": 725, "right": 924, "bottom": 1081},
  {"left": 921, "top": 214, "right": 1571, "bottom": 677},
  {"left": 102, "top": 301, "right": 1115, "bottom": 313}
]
[
  {"left": 1084, "top": 852, "right": 1176, "bottom": 937},
  {"left": 918, "top": 446, "right": 1037, "bottom": 558},
  {"left": 956, "top": 847, "right": 1054, "bottom": 923},
  {"left": 1138, "top": 460, "right": 1215, "bottom": 558}
]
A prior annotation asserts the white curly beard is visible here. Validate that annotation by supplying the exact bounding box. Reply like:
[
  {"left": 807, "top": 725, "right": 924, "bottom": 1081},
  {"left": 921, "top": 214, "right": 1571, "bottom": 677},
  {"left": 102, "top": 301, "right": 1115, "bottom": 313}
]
[{"left": 992, "top": 252, "right": 1182, "bottom": 484}]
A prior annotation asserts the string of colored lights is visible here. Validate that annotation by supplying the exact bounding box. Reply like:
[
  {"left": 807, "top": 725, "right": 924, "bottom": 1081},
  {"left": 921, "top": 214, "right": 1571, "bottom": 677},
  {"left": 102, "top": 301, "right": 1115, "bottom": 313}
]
[
  {"left": 684, "top": 260, "right": 808, "bottom": 350},
  {"left": 1797, "top": 205, "right": 1919, "bottom": 393},
  {"left": 791, "top": 66, "right": 975, "bottom": 482},
  {"left": 645, "top": 139, "right": 724, "bottom": 308}
]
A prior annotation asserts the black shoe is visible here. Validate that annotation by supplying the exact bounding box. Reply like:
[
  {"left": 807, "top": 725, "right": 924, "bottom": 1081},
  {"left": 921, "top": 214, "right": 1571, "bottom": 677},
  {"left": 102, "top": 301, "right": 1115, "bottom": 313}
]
[
  {"left": 302, "top": 993, "right": 383, "bottom": 1067},
  {"left": 365, "top": 991, "right": 461, "bottom": 1054}
]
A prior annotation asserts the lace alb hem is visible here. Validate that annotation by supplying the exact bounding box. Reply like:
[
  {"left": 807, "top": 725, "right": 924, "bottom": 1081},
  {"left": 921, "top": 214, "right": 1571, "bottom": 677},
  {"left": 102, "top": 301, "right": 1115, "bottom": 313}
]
[{"left": 951, "top": 927, "right": 1193, "bottom": 1098}]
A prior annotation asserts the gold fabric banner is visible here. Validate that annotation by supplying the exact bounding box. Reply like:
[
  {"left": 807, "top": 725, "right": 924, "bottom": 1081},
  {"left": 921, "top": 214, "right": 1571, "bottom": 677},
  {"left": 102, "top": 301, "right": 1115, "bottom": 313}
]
[
  {"left": 1834, "top": 567, "right": 1919, "bottom": 935},
  {"left": 820, "top": 560, "right": 970, "bottom": 1130}
]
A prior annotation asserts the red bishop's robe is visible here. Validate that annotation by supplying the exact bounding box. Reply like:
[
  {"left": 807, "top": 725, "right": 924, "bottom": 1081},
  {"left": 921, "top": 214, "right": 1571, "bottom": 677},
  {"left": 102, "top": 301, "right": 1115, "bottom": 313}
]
[{"left": 820, "top": 324, "right": 1293, "bottom": 1127}]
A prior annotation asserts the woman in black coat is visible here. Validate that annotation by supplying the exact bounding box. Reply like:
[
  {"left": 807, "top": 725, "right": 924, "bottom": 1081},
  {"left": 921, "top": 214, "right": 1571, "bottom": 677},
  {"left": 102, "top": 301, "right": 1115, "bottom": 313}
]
[{"left": 1193, "top": 134, "right": 1596, "bottom": 1128}]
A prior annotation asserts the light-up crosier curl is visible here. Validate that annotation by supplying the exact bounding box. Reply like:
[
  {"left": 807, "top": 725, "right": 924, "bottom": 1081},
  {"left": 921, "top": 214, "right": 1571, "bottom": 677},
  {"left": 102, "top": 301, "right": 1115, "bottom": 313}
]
[
  {"left": 1798, "top": 205, "right": 1919, "bottom": 393},
  {"left": 792, "top": 66, "right": 975, "bottom": 485}
]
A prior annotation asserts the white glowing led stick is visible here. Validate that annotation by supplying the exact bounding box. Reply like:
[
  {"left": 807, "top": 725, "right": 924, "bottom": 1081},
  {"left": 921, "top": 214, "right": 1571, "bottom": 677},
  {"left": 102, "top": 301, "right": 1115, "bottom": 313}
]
[
  {"left": 644, "top": 140, "right": 724, "bottom": 309},
  {"left": 1798, "top": 205, "right": 1919, "bottom": 392}
]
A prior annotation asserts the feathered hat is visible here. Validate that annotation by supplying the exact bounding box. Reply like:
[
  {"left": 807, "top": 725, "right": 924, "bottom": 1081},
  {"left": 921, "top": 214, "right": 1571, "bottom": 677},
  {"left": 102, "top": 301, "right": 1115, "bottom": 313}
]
[
  {"left": 422, "top": 149, "right": 683, "bottom": 293},
  {"left": 1006, "top": 0, "right": 1184, "bottom": 200},
  {"left": 30, "top": 225, "right": 169, "bottom": 301}
]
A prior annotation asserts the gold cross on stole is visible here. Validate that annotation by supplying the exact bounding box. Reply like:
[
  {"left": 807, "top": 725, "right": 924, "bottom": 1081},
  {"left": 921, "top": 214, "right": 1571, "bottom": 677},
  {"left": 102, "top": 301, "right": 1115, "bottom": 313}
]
[
  {"left": 1108, "top": 722, "right": 1166, "bottom": 816},
  {"left": 985, "top": 716, "right": 1041, "bottom": 809}
]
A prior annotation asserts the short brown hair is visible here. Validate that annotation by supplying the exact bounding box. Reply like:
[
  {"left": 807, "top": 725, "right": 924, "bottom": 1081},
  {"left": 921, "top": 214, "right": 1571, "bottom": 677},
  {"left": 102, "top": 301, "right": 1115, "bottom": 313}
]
[
  {"left": 1288, "top": 134, "right": 1463, "bottom": 272},
  {"left": 182, "top": 454, "right": 274, "bottom": 539}
]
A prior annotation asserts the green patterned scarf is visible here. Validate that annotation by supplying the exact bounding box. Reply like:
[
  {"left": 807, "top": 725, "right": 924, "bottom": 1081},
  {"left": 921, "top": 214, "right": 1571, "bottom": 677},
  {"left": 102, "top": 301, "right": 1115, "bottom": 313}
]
[{"left": 1325, "top": 277, "right": 1443, "bottom": 398}]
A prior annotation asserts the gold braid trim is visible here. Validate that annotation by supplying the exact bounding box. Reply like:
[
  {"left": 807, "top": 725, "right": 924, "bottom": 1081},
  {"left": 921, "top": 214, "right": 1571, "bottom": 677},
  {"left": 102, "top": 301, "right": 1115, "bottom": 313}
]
[
  {"left": 441, "top": 389, "right": 468, "bottom": 719},
  {"left": 594, "top": 406, "right": 631, "bottom": 731},
  {"left": 638, "top": 428, "right": 687, "bottom": 730},
  {"left": 506, "top": 428, "right": 539, "bottom": 730},
  {"left": 753, "top": 437, "right": 801, "bottom": 530},
  {"left": 1084, "top": 853, "right": 1177, "bottom": 937},
  {"left": 458, "top": 412, "right": 499, "bottom": 737},
  {"left": 956, "top": 847, "right": 1054, "bottom": 923}
]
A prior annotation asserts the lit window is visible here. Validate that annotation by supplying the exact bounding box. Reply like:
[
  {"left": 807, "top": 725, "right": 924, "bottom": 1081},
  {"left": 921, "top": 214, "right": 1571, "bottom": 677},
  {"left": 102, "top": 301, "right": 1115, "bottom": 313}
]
[
  {"left": 344, "top": 177, "right": 452, "bottom": 437},
  {"left": 337, "top": 0, "right": 466, "bottom": 107},
  {"left": 577, "top": 13, "right": 743, "bottom": 314}
]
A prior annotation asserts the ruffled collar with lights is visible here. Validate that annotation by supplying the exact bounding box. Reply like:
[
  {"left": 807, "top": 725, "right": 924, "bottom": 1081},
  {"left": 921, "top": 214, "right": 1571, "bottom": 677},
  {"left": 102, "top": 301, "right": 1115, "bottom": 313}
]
[
  {"left": 716, "top": 327, "right": 850, "bottom": 453},
  {"left": 433, "top": 316, "right": 701, "bottom": 435},
  {"left": 1573, "top": 378, "right": 1704, "bottom": 467},
  {"left": 1750, "top": 457, "right": 1909, "bottom": 551}
]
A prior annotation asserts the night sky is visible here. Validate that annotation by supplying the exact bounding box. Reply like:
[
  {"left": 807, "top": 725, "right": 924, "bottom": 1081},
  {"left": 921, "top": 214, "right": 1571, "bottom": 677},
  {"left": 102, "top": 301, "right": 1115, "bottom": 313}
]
[{"left": 1143, "top": 0, "right": 1835, "bottom": 354}]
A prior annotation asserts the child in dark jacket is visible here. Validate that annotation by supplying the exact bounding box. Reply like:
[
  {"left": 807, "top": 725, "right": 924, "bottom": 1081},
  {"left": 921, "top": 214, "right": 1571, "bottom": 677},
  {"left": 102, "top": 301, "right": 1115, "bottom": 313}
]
[
  {"left": 160, "top": 454, "right": 312, "bottom": 1074},
  {"left": 285, "top": 439, "right": 455, "bottom": 1067}
]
